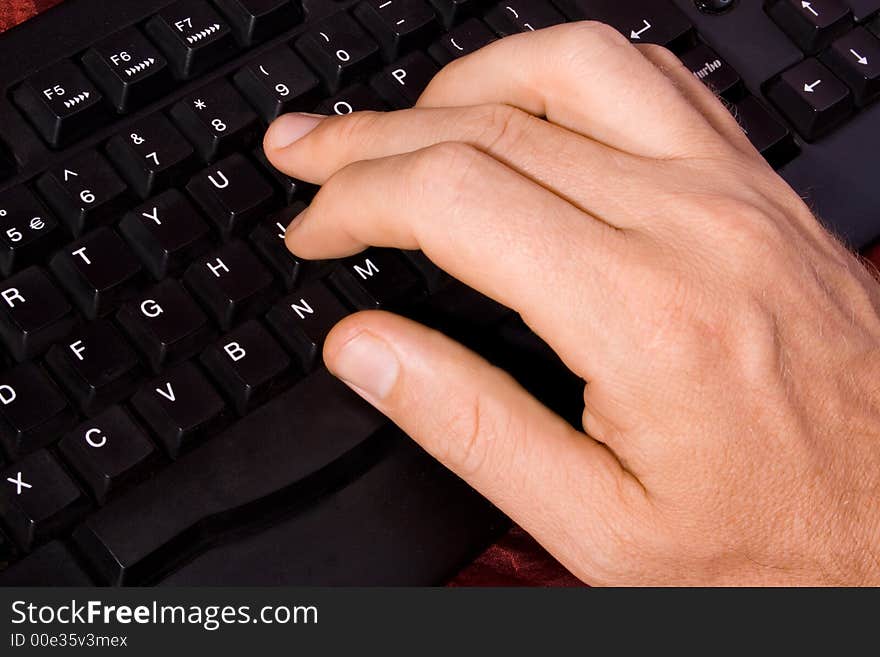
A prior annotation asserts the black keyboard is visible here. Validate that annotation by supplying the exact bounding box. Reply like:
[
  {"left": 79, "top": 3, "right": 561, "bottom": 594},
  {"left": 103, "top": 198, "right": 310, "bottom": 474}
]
[{"left": 0, "top": 0, "right": 879, "bottom": 586}]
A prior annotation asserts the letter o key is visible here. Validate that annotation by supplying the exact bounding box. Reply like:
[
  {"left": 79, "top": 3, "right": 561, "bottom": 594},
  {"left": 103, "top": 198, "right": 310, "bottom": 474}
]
[{"left": 85, "top": 427, "right": 107, "bottom": 448}]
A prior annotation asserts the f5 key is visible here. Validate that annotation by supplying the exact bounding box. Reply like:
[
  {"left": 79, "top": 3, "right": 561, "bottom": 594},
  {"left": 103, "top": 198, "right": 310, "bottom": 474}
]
[{"left": 13, "top": 60, "right": 107, "bottom": 148}]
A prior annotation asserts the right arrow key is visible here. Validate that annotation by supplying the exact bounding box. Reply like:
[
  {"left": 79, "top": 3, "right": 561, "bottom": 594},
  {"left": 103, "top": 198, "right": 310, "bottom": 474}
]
[
  {"left": 765, "top": 58, "right": 853, "bottom": 140},
  {"left": 823, "top": 27, "right": 880, "bottom": 106}
]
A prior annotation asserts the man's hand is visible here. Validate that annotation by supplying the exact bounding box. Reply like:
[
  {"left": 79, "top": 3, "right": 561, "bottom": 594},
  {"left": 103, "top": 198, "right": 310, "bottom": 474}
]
[{"left": 264, "top": 23, "right": 880, "bottom": 585}]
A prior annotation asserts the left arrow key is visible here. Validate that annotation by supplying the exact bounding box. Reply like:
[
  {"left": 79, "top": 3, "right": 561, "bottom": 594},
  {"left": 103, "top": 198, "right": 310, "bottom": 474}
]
[{"left": 12, "top": 60, "right": 107, "bottom": 148}]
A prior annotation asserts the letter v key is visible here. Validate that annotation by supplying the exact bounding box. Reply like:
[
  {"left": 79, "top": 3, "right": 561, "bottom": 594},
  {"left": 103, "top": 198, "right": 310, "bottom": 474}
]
[{"left": 156, "top": 381, "right": 175, "bottom": 401}]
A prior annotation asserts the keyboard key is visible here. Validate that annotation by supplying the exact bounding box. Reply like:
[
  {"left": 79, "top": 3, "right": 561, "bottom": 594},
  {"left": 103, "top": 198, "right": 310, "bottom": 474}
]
[
  {"left": 371, "top": 50, "right": 440, "bottom": 108},
  {"left": 315, "top": 83, "right": 389, "bottom": 114},
  {"left": 170, "top": 80, "right": 261, "bottom": 163},
  {"left": 0, "top": 540, "right": 93, "bottom": 585},
  {"left": 843, "top": 0, "right": 880, "bottom": 21},
  {"left": 144, "top": 0, "right": 237, "bottom": 79},
  {"left": 45, "top": 320, "right": 141, "bottom": 416},
  {"left": 120, "top": 191, "right": 213, "bottom": 280},
  {"left": 58, "top": 407, "right": 156, "bottom": 503},
  {"left": 249, "top": 202, "right": 305, "bottom": 289},
  {"left": 184, "top": 241, "right": 275, "bottom": 329},
  {"left": 295, "top": 12, "right": 381, "bottom": 93},
  {"left": 106, "top": 114, "right": 197, "bottom": 199},
  {"left": 330, "top": 249, "right": 424, "bottom": 310},
  {"left": 0, "top": 186, "right": 63, "bottom": 276},
  {"left": 484, "top": 0, "right": 566, "bottom": 35},
  {"left": 555, "top": 0, "right": 695, "bottom": 51},
  {"left": 266, "top": 280, "right": 350, "bottom": 370},
  {"left": 200, "top": 320, "right": 292, "bottom": 414},
  {"left": 233, "top": 46, "right": 321, "bottom": 122},
  {"left": 426, "top": 0, "right": 483, "bottom": 28},
  {"left": 253, "top": 146, "right": 312, "bottom": 204},
  {"left": 732, "top": 97, "right": 798, "bottom": 168},
  {"left": 765, "top": 58, "right": 853, "bottom": 139},
  {"left": 0, "top": 363, "right": 75, "bottom": 457},
  {"left": 0, "top": 266, "right": 76, "bottom": 361},
  {"left": 49, "top": 228, "right": 144, "bottom": 318},
  {"left": 0, "top": 139, "right": 15, "bottom": 182},
  {"left": 81, "top": 27, "right": 172, "bottom": 112},
  {"left": 117, "top": 280, "right": 214, "bottom": 373},
  {"left": 130, "top": 361, "right": 227, "bottom": 457},
  {"left": 354, "top": 0, "right": 440, "bottom": 61},
  {"left": 36, "top": 150, "right": 129, "bottom": 236},
  {"left": 73, "top": 369, "right": 384, "bottom": 584},
  {"left": 765, "top": 0, "right": 852, "bottom": 53},
  {"left": 428, "top": 18, "right": 496, "bottom": 64},
  {"left": 215, "top": 0, "right": 303, "bottom": 45},
  {"left": 401, "top": 250, "right": 450, "bottom": 293},
  {"left": 186, "top": 154, "right": 276, "bottom": 238},
  {"left": 680, "top": 43, "right": 744, "bottom": 99},
  {"left": 823, "top": 26, "right": 880, "bottom": 105},
  {"left": 12, "top": 60, "right": 107, "bottom": 148},
  {"left": 1, "top": 450, "right": 87, "bottom": 551}
]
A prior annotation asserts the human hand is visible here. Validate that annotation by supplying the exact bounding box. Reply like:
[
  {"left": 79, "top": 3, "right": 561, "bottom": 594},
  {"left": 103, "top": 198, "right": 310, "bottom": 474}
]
[{"left": 264, "top": 22, "right": 880, "bottom": 585}]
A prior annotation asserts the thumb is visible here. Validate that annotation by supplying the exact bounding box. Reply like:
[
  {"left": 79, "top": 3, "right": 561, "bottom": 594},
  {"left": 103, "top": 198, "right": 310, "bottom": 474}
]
[{"left": 323, "top": 310, "right": 632, "bottom": 563}]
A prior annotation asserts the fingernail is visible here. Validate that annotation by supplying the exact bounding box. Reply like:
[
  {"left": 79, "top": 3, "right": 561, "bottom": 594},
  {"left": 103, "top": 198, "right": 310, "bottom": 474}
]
[
  {"left": 330, "top": 332, "right": 400, "bottom": 402},
  {"left": 265, "top": 113, "right": 325, "bottom": 150}
]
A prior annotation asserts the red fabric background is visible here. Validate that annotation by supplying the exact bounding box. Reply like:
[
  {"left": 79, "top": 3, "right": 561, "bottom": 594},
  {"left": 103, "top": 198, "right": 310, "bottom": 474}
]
[{"left": 7, "top": 0, "right": 878, "bottom": 588}]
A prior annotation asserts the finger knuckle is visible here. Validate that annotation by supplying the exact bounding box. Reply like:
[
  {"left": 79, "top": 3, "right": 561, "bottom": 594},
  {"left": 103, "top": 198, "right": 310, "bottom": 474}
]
[
  {"left": 566, "top": 20, "right": 631, "bottom": 52},
  {"left": 434, "top": 390, "right": 513, "bottom": 478},
  {"left": 712, "top": 199, "right": 791, "bottom": 263},
  {"left": 406, "top": 141, "right": 484, "bottom": 203},
  {"left": 470, "top": 103, "right": 532, "bottom": 152}
]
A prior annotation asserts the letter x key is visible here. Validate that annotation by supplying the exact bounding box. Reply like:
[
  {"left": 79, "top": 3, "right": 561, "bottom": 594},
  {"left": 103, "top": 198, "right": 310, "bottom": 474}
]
[{"left": 6, "top": 471, "right": 32, "bottom": 495}]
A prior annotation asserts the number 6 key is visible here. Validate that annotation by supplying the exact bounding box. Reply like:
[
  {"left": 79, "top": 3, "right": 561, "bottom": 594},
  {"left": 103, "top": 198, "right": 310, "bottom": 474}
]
[{"left": 35, "top": 150, "right": 130, "bottom": 236}]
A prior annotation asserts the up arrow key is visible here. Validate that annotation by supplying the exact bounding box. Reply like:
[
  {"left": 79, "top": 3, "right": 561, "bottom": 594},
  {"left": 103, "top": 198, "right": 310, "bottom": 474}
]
[
  {"left": 803, "top": 79, "right": 822, "bottom": 92},
  {"left": 801, "top": 1, "right": 819, "bottom": 17}
]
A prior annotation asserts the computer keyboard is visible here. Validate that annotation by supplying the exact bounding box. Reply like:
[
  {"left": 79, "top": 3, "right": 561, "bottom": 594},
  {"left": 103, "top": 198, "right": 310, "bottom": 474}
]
[{"left": 0, "top": 0, "right": 879, "bottom": 586}]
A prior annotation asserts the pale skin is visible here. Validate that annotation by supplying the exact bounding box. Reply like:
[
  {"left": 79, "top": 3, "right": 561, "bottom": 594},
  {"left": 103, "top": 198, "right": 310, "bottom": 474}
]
[{"left": 263, "top": 22, "right": 880, "bottom": 586}]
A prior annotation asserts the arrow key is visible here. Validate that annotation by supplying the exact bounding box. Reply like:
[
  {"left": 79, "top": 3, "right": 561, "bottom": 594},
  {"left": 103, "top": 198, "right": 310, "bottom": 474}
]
[
  {"left": 765, "top": 0, "right": 852, "bottom": 53},
  {"left": 765, "top": 58, "right": 853, "bottom": 140},
  {"left": 823, "top": 26, "right": 880, "bottom": 105},
  {"left": 554, "top": 0, "right": 694, "bottom": 52}
]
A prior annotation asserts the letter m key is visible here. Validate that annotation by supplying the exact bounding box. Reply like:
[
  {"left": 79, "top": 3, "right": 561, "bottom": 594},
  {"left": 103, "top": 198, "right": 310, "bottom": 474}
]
[{"left": 353, "top": 258, "right": 379, "bottom": 280}]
